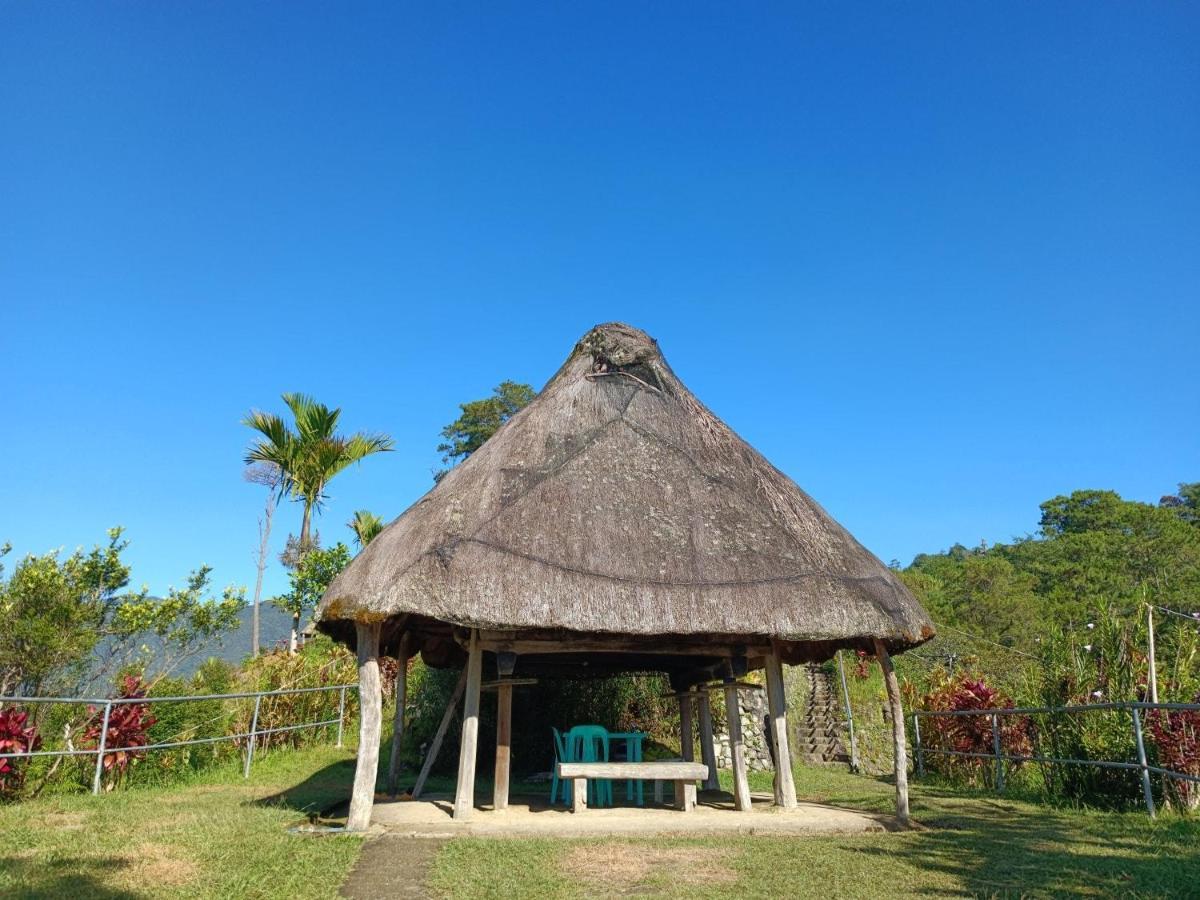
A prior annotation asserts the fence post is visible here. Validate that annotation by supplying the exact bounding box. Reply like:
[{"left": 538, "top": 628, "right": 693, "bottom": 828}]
[
  {"left": 91, "top": 701, "right": 113, "bottom": 796},
  {"left": 913, "top": 713, "right": 924, "bottom": 777},
  {"left": 836, "top": 651, "right": 859, "bottom": 773},
  {"left": 1132, "top": 706, "right": 1156, "bottom": 818},
  {"left": 336, "top": 685, "right": 347, "bottom": 748},
  {"left": 243, "top": 694, "right": 262, "bottom": 779},
  {"left": 991, "top": 713, "right": 1004, "bottom": 792}
]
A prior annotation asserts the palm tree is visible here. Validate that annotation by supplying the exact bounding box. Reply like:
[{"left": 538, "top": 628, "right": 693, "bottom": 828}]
[
  {"left": 348, "top": 510, "right": 385, "bottom": 549},
  {"left": 242, "top": 393, "right": 394, "bottom": 556}
]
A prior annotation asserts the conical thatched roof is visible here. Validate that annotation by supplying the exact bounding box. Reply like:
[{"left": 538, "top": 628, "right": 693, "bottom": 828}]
[{"left": 317, "top": 323, "right": 933, "bottom": 667}]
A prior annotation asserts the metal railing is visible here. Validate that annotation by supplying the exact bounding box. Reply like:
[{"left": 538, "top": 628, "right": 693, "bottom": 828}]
[
  {"left": 0, "top": 683, "right": 358, "bottom": 794},
  {"left": 912, "top": 701, "right": 1200, "bottom": 818}
]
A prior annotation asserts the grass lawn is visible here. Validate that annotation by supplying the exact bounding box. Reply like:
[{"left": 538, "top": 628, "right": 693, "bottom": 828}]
[
  {"left": 4, "top": 745, "right": 1198, "bottom": 899},
  {"left": 429, "top": 765, "right": 1200, "bottom": 899},
  {"left": 0, "top": 745, "right": 363, "bottom": 899}
]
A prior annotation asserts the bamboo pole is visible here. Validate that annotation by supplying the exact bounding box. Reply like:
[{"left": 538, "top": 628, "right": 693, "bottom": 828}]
[
  {"left": 873, "top": 638, "right": 910, "bottom": 825},
  {"left": 836, "top": 650, "right": 859, "bottom": 772},
  {"left": 347, "top": 621, "right": 383, "bottom": 832},
  {"left": 452, "top": 629, "right": 483, "bottom": 820}
]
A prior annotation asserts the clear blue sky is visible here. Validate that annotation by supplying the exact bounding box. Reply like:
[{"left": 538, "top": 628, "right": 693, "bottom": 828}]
[{"left": 2, "top": 3, "right": 1197, "bottom": 601}]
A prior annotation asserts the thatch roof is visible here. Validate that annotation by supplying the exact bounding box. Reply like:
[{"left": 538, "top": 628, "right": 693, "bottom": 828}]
[{"left": 317, "top": 323, "right": 933, "bottom": 668}]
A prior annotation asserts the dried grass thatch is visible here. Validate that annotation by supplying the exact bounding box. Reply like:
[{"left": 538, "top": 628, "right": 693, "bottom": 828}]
[{"left": 317, "top": 323, "right": 933, "bottom": 668}]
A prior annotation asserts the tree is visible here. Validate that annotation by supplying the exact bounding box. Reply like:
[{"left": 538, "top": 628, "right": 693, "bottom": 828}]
[
  {"left": 242, "top": 393, "right": 394, "bottom": 554},
  {"left": 244, "top": 462, "right": 282, "bottom": 657},
  {"left": 1161, "top": 482, "right": 1200, "bottom": 526},
  {"left": 348, "top": 510, "right": 385, "bottom": 548},
  {"left": 271, "top": 543, "right": 351, "bottom": 654},
  {"left": 435, "top": 381, "right": 534, "bottom": 480},
  {"left": 0, "top": 529, "right": 245, "bottom": 696}
]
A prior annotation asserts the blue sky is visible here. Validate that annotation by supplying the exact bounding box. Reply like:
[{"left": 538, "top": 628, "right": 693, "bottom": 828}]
[{"left": 2, "top": 2, "right": 1197, "bottom": 601}]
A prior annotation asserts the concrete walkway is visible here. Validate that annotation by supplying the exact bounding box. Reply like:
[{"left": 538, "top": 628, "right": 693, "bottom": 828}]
[{"left": 368, "top": 790, "right": 892, "bottom": 838}]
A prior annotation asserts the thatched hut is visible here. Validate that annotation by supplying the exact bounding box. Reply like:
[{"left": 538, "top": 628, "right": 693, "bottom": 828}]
[{"left": 317, "top": 322, "right": 933, "bottom": 829}]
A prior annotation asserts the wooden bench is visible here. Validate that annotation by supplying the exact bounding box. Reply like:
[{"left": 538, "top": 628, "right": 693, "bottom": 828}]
[{"left": 556, "top": 761, "right": 709, "bottom": 812}]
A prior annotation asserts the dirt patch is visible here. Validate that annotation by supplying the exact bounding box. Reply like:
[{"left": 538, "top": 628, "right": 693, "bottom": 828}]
[
  {"left": 35, "top": 810, "right": 89, "bottom": 831},
  {"left": 113, "top": 842, "right": 198, "bottom": 889},
  {"left": 563, "top": 844, "right": 738, "bottom": 894}
]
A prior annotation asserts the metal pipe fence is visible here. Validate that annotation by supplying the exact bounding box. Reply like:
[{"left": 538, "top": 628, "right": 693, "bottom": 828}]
[
  {"left": 912, "top": 700, "right": 1200, "bottom": 818},
  {"left": 1, "top": 683, "right": 358, "bottom": 795}
]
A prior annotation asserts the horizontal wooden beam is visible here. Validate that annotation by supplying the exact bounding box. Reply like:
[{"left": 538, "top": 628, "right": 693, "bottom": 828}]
[
  {"left": 480, "top": 678, "right": 539, "bottom": 691},
  {"left": 475, "top": 634, "right": 771, "bottom": 657},
  {"left": 558, "top": 761, "right": 709, "bottom": 780}
]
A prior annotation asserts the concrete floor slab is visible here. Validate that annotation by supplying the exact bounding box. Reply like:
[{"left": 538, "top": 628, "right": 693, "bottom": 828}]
[{"left": 369, "top": 790, "right": 893, "bottom": 838}]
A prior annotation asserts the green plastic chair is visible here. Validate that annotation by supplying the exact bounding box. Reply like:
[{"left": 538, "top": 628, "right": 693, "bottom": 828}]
[
  {"left": 565, "top": 725, "right": 613, "bottom": 807},
  {"left": 549, "top": 727, "right": 572, "bottom": 805}
]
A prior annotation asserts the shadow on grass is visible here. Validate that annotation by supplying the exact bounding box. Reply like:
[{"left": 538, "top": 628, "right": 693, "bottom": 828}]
[
  {"left": 855, "top": 791, "right": 1200, "bottom": 897},
  {"left": 252, "top": 757, "right": 358, "bottom": 819},
  {"left": 0, "top": 855, "right": 143, "bottom": 900}
]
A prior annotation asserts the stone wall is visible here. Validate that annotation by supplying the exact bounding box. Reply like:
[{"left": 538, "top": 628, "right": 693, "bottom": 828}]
[{"left": 713, "top": 687, "right": 774, "bottom": 772}]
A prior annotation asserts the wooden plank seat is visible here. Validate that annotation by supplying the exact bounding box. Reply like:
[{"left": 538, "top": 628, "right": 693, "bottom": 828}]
[{"left": 556, "top": 761, "right": 709, "bottom": 812}]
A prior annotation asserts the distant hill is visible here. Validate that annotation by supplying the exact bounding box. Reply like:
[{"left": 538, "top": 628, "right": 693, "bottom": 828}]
[{"left": 93, "top": 603, "right": 302, "bottom": 684}]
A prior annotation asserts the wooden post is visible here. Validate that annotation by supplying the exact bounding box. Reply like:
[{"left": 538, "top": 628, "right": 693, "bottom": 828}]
[
  {"left": 697, "top": 688, "right": 720, "bottom": 791},
  {"left": 723, "top": 680, "right": 752, "bottom": 811},
  {"left": 452, "top": 629, "right": 483, "bottom": 820},
  {"left": 493, "top": 682, "right": 513, "bottom": 811},
  {"left": 347, "top": 621, "right": 383, "bottom": 832},
  {"left": 571, "top": 776, "right": 588, "bottom": 812},
  {"left": 873, "top": 638, "right": 910, "bottom": 825},
  {"left": 411, "top": 668, "right": 467, "bottom": 800},
  {"left": 387, "top": 635, "right": 410, "bottom": 797},
  {"left": 765, "top": 652, "right": 797, "bottom": 808},
  {"left": 674, "top": 780, "right": 697, "bottom": 812},
  {"left": 679, "top": 691, "right": 695, "bottom": 762}
]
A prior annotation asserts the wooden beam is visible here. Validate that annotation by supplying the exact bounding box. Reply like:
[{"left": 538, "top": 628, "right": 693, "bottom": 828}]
[
  {"left": 696, "top": 688, "right": 720, "bottom": 791},
  {"left": 723, "top": 681, "right": 752, "bottom": 811},
  {"left": 493, "top": 682, "right": 513, "bottom": 811},
  {"left": 347, "top": 621, "right": 382, "bottom": 832},
  {"left": 411, "top": 668, "right": 467, "bottom": 800},
  {"left": 874, "top": 639, "right": 910, "bottom": 825},
  {"left": 475, "top": 632, "right": 772, "bottom": 657},
  {"left": 764, "top": 652, "right": 797, "bottom": 808},
  {"left": 386, "top": 634, "right": 410, "bottom": 797},
  {"left": 452, "top": 629, "right": 483, "bottom": 820}
]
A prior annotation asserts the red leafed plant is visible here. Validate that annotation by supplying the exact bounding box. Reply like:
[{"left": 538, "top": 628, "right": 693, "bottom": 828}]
[
  {"left": 0, "top": 707, "right": 42, "bottom": 800},
  {"left": 83, "top": 675, "right": 157, "bottom": 790},
  {"left": 920, "top": 672, "right": 1031, "bottom": 786},
  {"left": 1145, "top": 695, "right": 1200, "bottom": 810}
]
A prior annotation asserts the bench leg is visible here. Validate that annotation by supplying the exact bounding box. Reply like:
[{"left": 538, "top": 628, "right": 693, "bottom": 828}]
[
  {"left": 571, "top": 778, "right": 587, "bottom": 813},
  {"left": 653, "top": 779, "right": 664, "bottom": 805},
  {"left": 673, "top": 780, "right": 696, "bottom": 812}
]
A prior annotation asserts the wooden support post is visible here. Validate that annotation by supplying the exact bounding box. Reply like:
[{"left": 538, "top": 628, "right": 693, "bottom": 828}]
[
  {"left": 674, "top": 780, "right": 697, "bottom": 812},
  {"left": 697, "top": 688, "right": 720, "bottom": 791},
  {"left": 679, "top": 691, "right": 695, "bottom": 763},
  {"left": 765, "top": 652, "right": 797, "bottom": 808},
  {"left": 874, "top": 638, "right": 910, "bottom": 825},
  {"left": 723, "top": 679, "right": 752, "bottom": 811},
  {"left": 493, "top": 682, "right": 513, "bottom": 811},
  {"left": 411, "top": 668, "right": 467, "bottom": 800},
  {"left": 571, "top": 777, "right": 588, "bottom": 813},
  {"left": 347, "top": 621, "right": 383, "bottom": 832},
  {"left": 452, "top": 629, "right": 483, "bottom": 820},
  {"left": 387, "top": 635, "right": 410, "bottom": 797}
]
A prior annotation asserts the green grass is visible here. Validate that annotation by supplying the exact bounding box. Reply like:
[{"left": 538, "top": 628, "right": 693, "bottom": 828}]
[
  {"left": 429, "top": 764, "right": 1200, "bottom": 899},
  {"left": 0, "top": 745, "right": 363, "bottom": 899}
]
